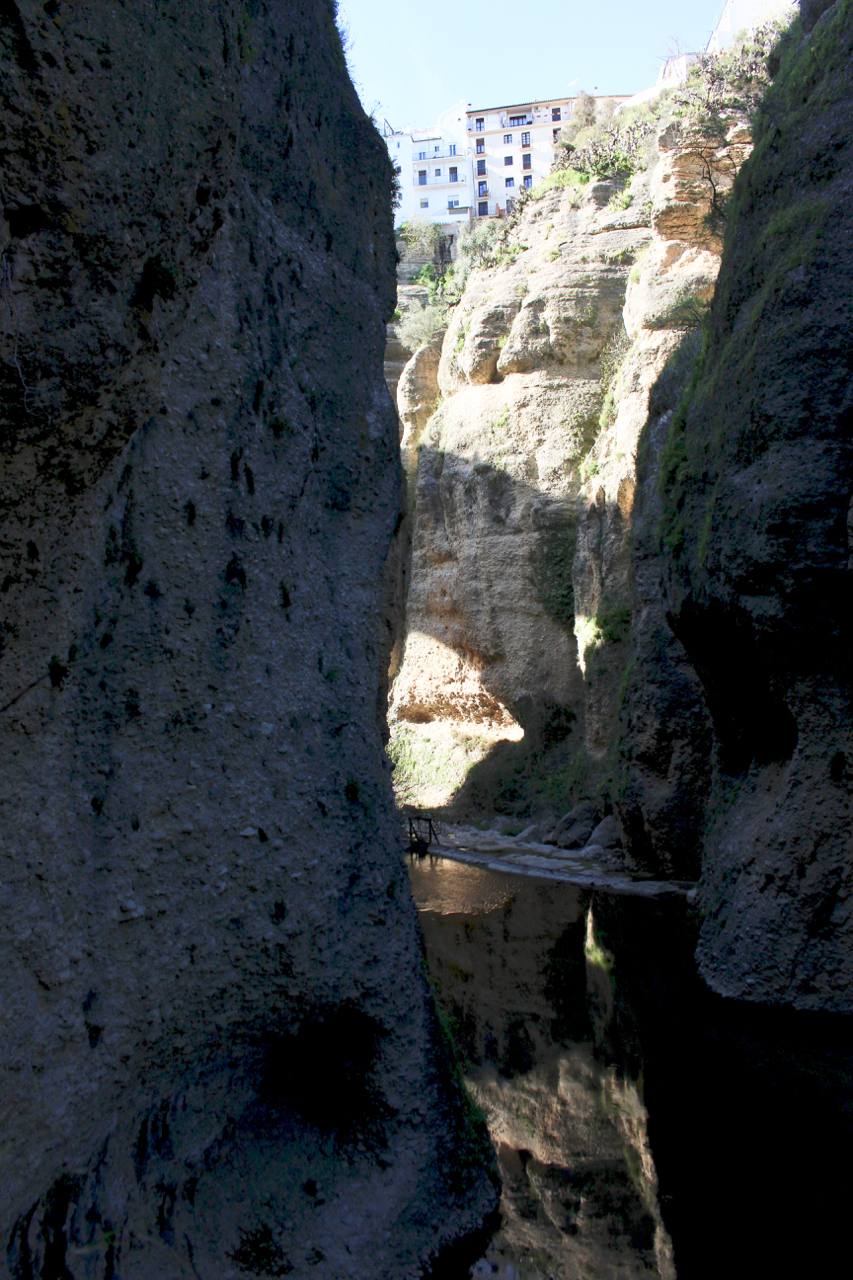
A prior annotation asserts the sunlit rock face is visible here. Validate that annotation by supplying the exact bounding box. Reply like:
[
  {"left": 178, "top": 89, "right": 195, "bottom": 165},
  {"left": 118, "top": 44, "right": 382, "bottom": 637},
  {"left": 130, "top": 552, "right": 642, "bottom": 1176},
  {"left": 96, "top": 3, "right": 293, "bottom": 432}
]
[
  {"left": 0, "top": 1, "right": 496, "bottom": 1272},
  {"left": 389, "top": 182, "right": 652, "bottom": 810},
  {"left": 652, "top": 0, "right": 853, "bottom": 1010},
  {"left": 389, "top": 118, "right": 745, "bottom": 832}
]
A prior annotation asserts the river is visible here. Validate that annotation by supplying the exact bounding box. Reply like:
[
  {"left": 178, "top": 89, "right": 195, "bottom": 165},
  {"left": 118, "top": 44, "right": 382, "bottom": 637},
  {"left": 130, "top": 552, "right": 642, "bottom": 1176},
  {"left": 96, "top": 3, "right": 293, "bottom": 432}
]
[{"left": 407, "top": 839, "right": 853, "bottom": 1280}]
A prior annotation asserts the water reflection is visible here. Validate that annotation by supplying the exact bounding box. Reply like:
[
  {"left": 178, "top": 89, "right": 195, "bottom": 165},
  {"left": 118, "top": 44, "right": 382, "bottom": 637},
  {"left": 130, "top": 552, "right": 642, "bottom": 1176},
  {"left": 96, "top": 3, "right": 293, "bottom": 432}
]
[
  {"left": 409, "top": 854, "right": 674, "bottom": 1279},
  {"left": 410, "top": 852, "right": 853, "bottom": 1280}
]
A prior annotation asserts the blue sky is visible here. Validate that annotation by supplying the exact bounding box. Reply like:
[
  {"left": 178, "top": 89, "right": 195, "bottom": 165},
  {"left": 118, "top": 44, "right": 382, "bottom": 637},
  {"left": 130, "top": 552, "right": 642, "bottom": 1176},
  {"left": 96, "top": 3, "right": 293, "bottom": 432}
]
[{"left": 337, "top": 1, "right": 727, "bottom": 129}]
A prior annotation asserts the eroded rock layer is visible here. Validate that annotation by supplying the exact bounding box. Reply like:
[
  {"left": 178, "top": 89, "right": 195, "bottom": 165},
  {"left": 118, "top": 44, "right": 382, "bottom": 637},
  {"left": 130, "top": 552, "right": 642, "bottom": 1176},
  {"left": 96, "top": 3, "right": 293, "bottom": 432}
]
[{"left": 0, "top": 2, "right": 496, "bottom": 1273}]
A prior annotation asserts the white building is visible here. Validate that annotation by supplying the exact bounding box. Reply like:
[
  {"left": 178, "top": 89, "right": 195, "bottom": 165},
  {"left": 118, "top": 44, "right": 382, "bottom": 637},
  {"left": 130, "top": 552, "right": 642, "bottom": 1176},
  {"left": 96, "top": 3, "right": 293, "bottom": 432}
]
[
  {"left": 706, "top": 0, "right": 798, "bottom": 51},
  {"left": 618, "top": 54, "right": 696, "bottom": 111},
  {"left": 381, "top": 99, "right": 474, "bottom": 230},
  {"left": 464, "top": 95, "right": 629, "bottom": 218}
]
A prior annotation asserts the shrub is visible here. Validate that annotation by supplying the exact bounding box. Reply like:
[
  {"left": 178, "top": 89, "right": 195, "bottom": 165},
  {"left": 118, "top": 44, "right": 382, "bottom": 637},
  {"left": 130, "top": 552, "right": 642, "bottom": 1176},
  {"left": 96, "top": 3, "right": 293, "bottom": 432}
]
[
  {"left": 398, "top": 304, "right": 445, "bottom": 354},
  {"left": 396, "top": 218, "right": 441, "bottom": 257},
  {"left": 673, "top": 20, "right": 784, "bottom": 127}
]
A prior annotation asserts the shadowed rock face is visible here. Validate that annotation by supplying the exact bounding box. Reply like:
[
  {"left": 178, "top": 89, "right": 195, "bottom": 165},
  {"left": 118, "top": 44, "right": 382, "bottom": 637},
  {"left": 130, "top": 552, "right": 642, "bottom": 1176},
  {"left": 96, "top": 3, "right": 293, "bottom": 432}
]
[
  {"left": 0, "top": 1, "right": 496, "bottom": 1273},
  {"left": 654, "top": 0, "right": 853, "bottom": 1010}
]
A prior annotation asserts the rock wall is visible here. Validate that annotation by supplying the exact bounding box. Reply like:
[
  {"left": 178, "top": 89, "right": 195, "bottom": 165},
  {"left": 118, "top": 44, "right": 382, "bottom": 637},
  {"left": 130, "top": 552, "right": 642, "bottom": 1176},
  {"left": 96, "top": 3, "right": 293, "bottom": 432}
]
[
  {"left": 389, "top": 179, "right": 653, "bottom": 810},
  {"left": 389, "top": 115, "right": 740, "bottom": 820},
  {"left": 0, "top": 2, "right": 496, "bottom": 1274},
  {"left": 647, "top": 0, "right": 853, "bottom": 1009}
]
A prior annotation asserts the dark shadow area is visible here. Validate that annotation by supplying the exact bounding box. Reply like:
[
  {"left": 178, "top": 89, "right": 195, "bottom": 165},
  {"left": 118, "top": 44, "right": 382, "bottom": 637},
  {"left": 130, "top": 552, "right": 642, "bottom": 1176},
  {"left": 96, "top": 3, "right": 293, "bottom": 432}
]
[
  {"left": 667, "top": 597, "right": 799, "bottom": 774},
  {"left": 591, "top": 892, "right": 853, "bottom": 1280},
  {"left": 259, "top": 1004, "right": 392, "bottom": 1145}
]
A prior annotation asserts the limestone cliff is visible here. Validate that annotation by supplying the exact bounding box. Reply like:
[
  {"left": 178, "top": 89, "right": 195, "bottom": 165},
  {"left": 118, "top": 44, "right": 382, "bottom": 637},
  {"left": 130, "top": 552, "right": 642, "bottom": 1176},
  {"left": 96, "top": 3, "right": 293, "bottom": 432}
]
[
  {"left": 389, "top": 111, "right": 738, "bottom": 825},
  {"left": 390, "top": 179, "right": 652, "bottom": 810},
  {"left": 0, "top": 2, "right": 496, "bottom": 1274}
]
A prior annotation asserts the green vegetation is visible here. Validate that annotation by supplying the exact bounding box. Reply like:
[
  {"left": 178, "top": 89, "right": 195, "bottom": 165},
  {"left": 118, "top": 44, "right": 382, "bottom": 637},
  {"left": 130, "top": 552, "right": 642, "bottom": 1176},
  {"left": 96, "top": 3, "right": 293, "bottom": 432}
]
[
  {"left": 430, "top": 995, "right": 498, "bottom": 1191},
  {"left": 529, "top": 167, "right": 589, "bottom": 202},
  {"left": 542, "top": 750, "right": 589, "bottom": 811},
  {"left": 387, "top": 723, "right": 491, "bottom": 805},
  {"left": 672, "top": 19, "right": 785, "bottom": 127},
  {"left": 654, "top": 3, "right": 847, "bottom": 566},
  {"left": 487, "top": 404, "right": 510, "bottom": 434},
  {"left": 396, "top": 218, "right": 441, "bottom": 257},
  {"left": 548, "top": 20, "right": 782, "bottom": 194},
  {"left": 397, "top": 303, "right": 445, "bottom": 354},
  {"left": 608, "top": 189, "right": 633, "bottom": 212},
  {"left": 596, "top": 323, "right": 632, "bottom": 436},
  {"left": 584, "top": 910, "right": 615, "bottom": 973},
  {"left": 529, "top": 519, "right": 578, "bottom": 628},
  {"left": 646, "top": 287, "right": 711, "bottom": 332},
  {"left": 576, "top": 597, "right": 632, "bottom": 671}
]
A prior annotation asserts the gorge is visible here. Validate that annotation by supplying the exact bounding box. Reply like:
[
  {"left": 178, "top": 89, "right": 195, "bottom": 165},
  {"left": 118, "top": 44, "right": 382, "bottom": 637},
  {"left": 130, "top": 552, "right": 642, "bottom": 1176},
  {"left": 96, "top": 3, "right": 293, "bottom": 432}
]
[{"left": 0, "top": 0, "right": 851, "bottom": 1277}]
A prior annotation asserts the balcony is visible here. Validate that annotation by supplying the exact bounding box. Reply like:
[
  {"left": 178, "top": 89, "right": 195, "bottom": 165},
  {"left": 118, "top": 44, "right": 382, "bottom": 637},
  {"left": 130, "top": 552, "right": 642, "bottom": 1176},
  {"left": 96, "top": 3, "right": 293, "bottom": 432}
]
[
  {"left": 500, "top": 113, "right": 532, "bottom": 128},
  {"left": 413, "top": 146, "right": 461, "bottom": 162},
  {"left": 414, "top": 173, "right": 467, "bottom": 188},
  {"left": 473, "top": 200, "right": 505, "bottom": 219}
]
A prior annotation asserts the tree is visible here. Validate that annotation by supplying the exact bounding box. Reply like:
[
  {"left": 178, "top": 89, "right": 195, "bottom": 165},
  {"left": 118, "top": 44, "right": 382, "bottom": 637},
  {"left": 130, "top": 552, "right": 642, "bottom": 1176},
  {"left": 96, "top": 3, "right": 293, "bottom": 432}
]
[
  {"left": 397, "top": 304, "right": 445, "bottom": 354},
  {"left": 573, "top": 91, "right": 597, "bottom": 130},
  {"left": 396, "top": 219, "right": 440, "bottom": 258}
]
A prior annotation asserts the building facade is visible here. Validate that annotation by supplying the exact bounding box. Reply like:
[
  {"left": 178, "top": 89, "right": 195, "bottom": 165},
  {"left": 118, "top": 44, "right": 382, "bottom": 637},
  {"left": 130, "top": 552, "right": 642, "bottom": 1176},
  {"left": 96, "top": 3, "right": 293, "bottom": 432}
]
[
  {"left": 464, "top": 95, "right": 628, "bottom": 218},
  {"left": 381, "top": 99, "right": 474, "bottom": 229},
  {"left": 706, "top": 0, "right": 797, "bottom": 51}
]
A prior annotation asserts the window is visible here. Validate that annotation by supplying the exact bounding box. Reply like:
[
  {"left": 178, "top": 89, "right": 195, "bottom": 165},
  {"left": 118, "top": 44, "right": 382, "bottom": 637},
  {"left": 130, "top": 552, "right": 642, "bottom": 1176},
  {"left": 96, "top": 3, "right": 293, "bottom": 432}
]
[
  {"left": 434, "top": 144, "right": 440, "bottom": 152},
  {"left": 434, "top": 168, "right": 441, "bottom": 177},
  {"left": 505, "top": 177, "right": 515, "bottom": 188},
  {"left": 449, "top": 144, "right": 456, "bottom": 155},
  {"left": 552, "top": 128, "right": 561, "bottom": 141},
  {"left": 448, "top": 198, "right": 460, "bottom": 208},
  {"left": 503, "top": 133, "right": 512, "bottom": 144},
  {"left": 523, "top": 175, "right": 533, "bottom": 188},
  {"left": 506, "top": 198, "right": 515, "bottom": 214},
  {"left": 417, "top": 151, "right": 426, "bottom": 160},
  {"left": 504, "top": 155, "right": 513, "bottom": 166},
  {"left": 449, "top": 167, "right": 458, "bottom": 182},
  {"left": 475, "top": 117, "right": 485, "bottom": 131},
  {"left": 552, "top": 107, "right": 562, "bottom": 121},
  {"left": 476, "top": 139, "right": 485, "bottom": 154},
  {"left": 522, "top": 153, "right": 531, "bottom": 170},
  {"left": 418, "top": 170, "right": 427, "bottom": 185},
  {"left": 509, "top": 115, "right": 526, "bottom": 126},
  {"left": 521, "top": 131, "right": 531, "bottom": 147},
  {"left": 420, "top": 199, "right": 429, "bottom": 208},
  {"left": 478, "top": 180, "right": 488, "bottom": 197},
  {"left": 477, "top": 159, "right": 486, "bottom": 175},
  {"left": 478, "top": 200, "right": 488, "bottom": 216}
]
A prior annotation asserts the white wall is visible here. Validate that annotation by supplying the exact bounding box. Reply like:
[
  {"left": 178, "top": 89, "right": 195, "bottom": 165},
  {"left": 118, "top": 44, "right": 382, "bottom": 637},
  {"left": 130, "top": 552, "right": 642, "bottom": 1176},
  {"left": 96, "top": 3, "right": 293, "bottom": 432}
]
[
  {"left": 707, "top": 0, "right": 798, "bottom": 50},
  {"left": 386, "top": 99, "right": 475, "bottom": 228}
]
